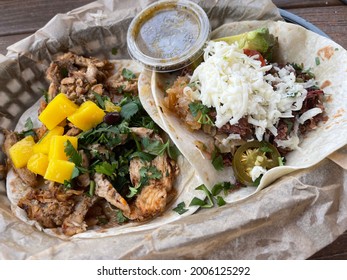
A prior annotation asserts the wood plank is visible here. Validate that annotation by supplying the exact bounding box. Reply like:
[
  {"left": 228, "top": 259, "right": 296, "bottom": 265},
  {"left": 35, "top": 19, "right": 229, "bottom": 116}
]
[
  {"left": 273, "top": 0, "right": 343, "bottom": 9},
  {"left": 287, "top": 6, "right": 347, "bottom": 49},
  {"left": 309, "top": 232, "right": 347, "bottom": 259},
  {"left": 0, "top": 0, "right": 92, "bottom": 36},
  {"left": 0, "top": 33, "right": 32, "bottom": 55}
]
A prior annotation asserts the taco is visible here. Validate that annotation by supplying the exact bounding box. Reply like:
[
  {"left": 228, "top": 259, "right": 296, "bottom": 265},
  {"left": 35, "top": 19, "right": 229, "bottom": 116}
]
[
  {"left": 2, "top": 53, "right": 202, "bottom": 238},
  {"left": 145, "top": 21, "right": 347, "bottom": 202}
]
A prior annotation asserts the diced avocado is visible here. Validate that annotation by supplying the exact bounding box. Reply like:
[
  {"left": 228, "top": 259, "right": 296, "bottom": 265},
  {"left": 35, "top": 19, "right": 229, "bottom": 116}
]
[{"left": 214, "top": 27, "right": 278, "bottom": 61}]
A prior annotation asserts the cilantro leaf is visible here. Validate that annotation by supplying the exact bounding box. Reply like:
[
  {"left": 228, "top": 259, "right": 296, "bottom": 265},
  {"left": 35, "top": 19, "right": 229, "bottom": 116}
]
[
  {"left": 127, "top": 186, "right": 138, "bottom": 198},
  {"left": 122, "top": 68, "right": 136, "bottom": 80},
  {"left": 141, "top": 138, "right": 179, "bottom": 160},
  {"left": 211, "top": 148, "right": 224, "bottom": 171},
  {"left": 216, "top": 196, "right": 226, "bottom": 207},
  {"left": 173, "top": 202, "right": 189, "bottom": 215},
  {"left": 116, "top": 210, "right": 128, "bottom": 224},
  {"left": 211, "top": 182, "right": 234, "bottom": 196},
  {"left": 94, "top": 162, "right": 118, "bottom": 176},
  {"left": 24, "top": 117, "right": 34, "bottom": 130},
  {"left": 141, "top": 166, "right": 162, "bottom": 180},
  {"left": 189, "top": 102, "right": 214, "bottom": 125},
  {"left": 71, "top": 167, "right": 80, "bottom": 179},
  {"left": 127, "top": 166, "right": 162, "bottom": 198},
  {"left": 129, "top": 151, "right": 156, "bottom": 162},
  {"left": 167, "top": 144, "right": 180, "bottom": 161},
  {"left": 111, "top": 47, "right": 118, "bottom": 55},
  {"left": 142, "top": 138, "right": 168, "bottom": 156},
  {"left": 260, "top": 146, "right": 273, "bottom": 153},
  {"left": 120, "top": 101, "right": 139, "bottom": 120},
  {"left": 315, "top": 57, "right": 321, "bottom": 66},
  {"left": 193, "top": 184, "right": 214, "bottom": 208},
  {"left": 19, "top": 117, "right": 36, "bottom": 138},
  {"left": 189, "top": 197, "right": 209, "bottom": 207},
  {"left": 64, "top": 140, "right": 82, "bottom": 166},
  {"left": 92, "top": 91, "right": 105, "bottom": 109}
]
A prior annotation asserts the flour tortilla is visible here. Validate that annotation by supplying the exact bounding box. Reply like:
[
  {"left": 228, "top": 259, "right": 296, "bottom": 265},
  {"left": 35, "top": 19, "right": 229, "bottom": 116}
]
[
  {"left": 6, "top": 60, "right": 204, "bottom": 240},
  {"left": 147, "top": 21, "right": 347, "bottom": 203}
]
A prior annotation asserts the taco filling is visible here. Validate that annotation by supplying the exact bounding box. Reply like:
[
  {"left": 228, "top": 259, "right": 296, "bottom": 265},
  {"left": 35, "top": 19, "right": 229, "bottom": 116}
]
[
  {"left": 163, "top": 28, "right": 327, "bottom": 185},
  {"left": 3, "top": 53, "right": 179, "bottom": 236}
]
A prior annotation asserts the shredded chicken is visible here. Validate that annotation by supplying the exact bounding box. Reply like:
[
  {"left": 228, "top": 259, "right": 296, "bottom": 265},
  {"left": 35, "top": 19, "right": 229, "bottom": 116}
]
[
  {"left": 62, "top": 195, "right": 97, "bottom": 236},
  {"left": 128, "top": 128, "right": 178, "bottom": 221},
  {"left": 94, "top": 173, "right": 131, "bottom": 216},
  {"left": 46, "top": 52, "right": 114, "bottom": 102},
  {"left": 93, "top": 127, "right": 178, "bottom": 222},
  {"left": 76, "top": 150, "right": 90, "bottom": 188}
]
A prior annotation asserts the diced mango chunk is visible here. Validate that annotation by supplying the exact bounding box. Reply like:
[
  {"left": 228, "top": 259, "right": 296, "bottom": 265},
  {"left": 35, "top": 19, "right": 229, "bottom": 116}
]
[
  {"left": 32, "top": 126, "right": 64, "bottom": 155},
  {"left": 104, "top": 100, "right": 121, "bottom": 112},
  {"left": 9, "top": 136, "right": 35, "bottom": 168},
  {"left": 38, "top": 93, "right": 78, "bottom": 130},
  {"left": 44, "top": 159, "right": 75, "bottom": 184},
  {"left": 68, "top": 101, "right": 105, "bottom": 131},
  {"left": 27, "top": 153, "right": 49, "bottom": 176},
  {"left": 49, "top": 135, "right": 78, "bottom": 161}
]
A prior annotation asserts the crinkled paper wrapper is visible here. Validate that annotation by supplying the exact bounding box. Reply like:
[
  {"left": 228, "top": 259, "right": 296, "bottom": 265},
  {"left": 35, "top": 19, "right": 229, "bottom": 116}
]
[{"left": 0, "top": 0, "right": 346, "bottom": 259}]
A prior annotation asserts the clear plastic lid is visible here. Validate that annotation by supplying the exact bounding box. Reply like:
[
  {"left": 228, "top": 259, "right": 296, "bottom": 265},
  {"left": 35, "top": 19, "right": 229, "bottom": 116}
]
[{"left": 127, "top": 0, "right": 210, "bottom": 72}]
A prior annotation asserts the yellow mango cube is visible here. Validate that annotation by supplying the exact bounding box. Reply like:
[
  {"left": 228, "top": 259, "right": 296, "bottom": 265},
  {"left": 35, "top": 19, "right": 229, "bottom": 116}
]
[
  {"left": 104, "top": 100, "right": 121, "bottom": 112},
  {"left": 44, "top": 159, "right": 75, "bottom": 184},
  {"left": 9, "top": 136, "right": 35, "bottom": 168},
  {"left": 27, "top": 153, "right": 49, "bottom": 176},
  {"left": 49, "top": 135, "right": 78, "bottom": 161},
  {"left": 68, "top": 101, "right": 105, "bottom": 131},
  {"left": 38, "top": 93, "right": 79, "bottom": 130},
  {"left": 33, "top": 126, "right": 64, "bottom": 155}
]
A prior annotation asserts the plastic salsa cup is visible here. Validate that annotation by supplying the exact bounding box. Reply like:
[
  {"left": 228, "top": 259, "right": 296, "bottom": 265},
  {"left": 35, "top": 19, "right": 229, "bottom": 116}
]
[{"left": 127, "top": 0, "right": 210, "bottom": 72}]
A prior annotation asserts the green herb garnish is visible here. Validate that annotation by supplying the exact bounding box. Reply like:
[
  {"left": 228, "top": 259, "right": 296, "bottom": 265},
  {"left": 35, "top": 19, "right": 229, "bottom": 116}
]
[
  {"left": 94, "top": 162, "right": 118, "bottom": 177},
  {"left": 315, "top": 57, "right": 321, "bottom": 66},
  {"left": 120, "top": 101, "right": 139, "bottom": 120},
  {"left": 211, "top": 147, "right": 224, "bottom": 171},
  {"left": 64, "top": 140, "right": 82, "bottom": 166},
  {"left": 122, "top": 68, "right": 136, "bottom": 80},
  {"left": 189, "top": 101, "right": 214, "bottom": 125},
  {"left": 173, "top": 202, "right": 189, "bottom": 215},
  {"left": 116, "top": 210, "right": 128, "bottom": 224},
  {"left": 111, "top": 47, "right": 118, "bottom": 55}
]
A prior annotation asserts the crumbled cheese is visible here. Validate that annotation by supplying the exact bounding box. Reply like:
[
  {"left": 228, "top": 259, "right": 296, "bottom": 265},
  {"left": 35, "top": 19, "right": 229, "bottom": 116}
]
[
  {"left": 188, "top": 41, "right": 315, "bottom": 150},
  {"left": 250, "top": 166, "right": 267, "bottom": 182}
]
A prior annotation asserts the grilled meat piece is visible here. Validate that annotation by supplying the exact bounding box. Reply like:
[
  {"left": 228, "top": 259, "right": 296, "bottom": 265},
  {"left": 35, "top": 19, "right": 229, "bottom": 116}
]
[
  {"left": 218, "top": 117, "right": 254, "bottom": 140},
  {"left": 129, "top": 153, "right": 177, "bottom": 221},
  {"left": 17, "top": 183, "right": 81, "bottom": 228},
  {"left": 94, "top": 173, "right": 131, "bottom": 217},
  {"left": 62, "top": 195, "right": 97, "bottom": 236},
  {"left": 128, "top": 129, "right": 178, "bottom": 221},
  {"left": 46, "top": 52, "right": 114, "bottom": 102},
  {"left": 106, "top": 71, "right": 138, "bottom": 96}
]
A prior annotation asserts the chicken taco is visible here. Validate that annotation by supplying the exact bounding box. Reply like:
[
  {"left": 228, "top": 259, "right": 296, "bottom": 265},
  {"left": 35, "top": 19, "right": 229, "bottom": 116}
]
[
  {"left": 2, "top": 53, "right": 202, "bottom": 238},
  {"left": 146, "top": 21, "right": 347, "bottom": 202}
]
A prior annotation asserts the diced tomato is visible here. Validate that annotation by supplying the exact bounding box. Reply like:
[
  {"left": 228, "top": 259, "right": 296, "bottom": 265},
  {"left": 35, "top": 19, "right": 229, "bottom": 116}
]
[{"left": 243, "top": 49, "right": 266, "bottom": 66}]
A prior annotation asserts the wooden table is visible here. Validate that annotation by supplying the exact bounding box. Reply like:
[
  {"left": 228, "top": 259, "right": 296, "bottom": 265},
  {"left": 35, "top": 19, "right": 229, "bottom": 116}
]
[{"left": 0, "top": 0, "right": 346, "bottom": 259}]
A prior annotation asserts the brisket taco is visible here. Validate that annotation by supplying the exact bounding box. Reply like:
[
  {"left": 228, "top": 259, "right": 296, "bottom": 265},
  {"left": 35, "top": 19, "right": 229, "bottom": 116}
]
[
  {"left": 145, "top": 21, "right": 347, "bottom": 202},
  {"left": 2, "top": 53, "right": 202, "bottom": 238}
]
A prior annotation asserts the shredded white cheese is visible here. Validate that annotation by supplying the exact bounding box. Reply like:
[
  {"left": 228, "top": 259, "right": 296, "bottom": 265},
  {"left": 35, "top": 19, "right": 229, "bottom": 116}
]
[
  {"left": 250, "top": 166, "right": 267, "bottom": 182},
  {"left": 187, "top": 41, "right": 317, "bottom": 150},
  {"left": 298, "top": 108, "right": 323, "bottom": 124}
]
